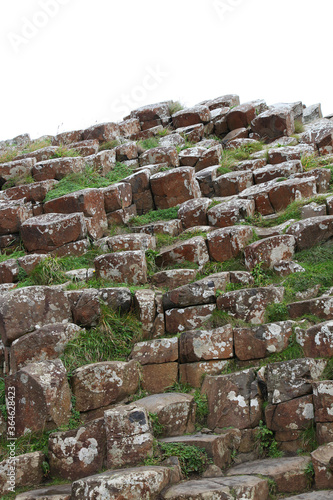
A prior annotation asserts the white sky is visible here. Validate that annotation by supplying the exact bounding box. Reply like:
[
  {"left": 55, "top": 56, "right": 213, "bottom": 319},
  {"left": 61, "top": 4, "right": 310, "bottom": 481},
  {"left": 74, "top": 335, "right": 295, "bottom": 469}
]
[{"left": 1, "top": 0, "right": 332, "bottom": 141}]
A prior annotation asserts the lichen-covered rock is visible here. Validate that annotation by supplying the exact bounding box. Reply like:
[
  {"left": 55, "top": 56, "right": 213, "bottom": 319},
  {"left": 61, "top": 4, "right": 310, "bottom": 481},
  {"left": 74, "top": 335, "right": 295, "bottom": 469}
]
[
  {"left": 5, "top": 359, "right": 71, "bottom": 436},
  {"left": 244, "top": 235, "right": 296, "bottom": 270},
  {"left": 104, "top": 405, "right": 153, "bottom": 468},
  {"left": 178, "top": 198, "right": 211, "bottom": 228},
  {"left": 130, "top": 337, "right": 178, "bottom": 365},
  {"left": 213, "top": 170, "right": 253, "bottom": 197},
  {"left": 265, "top": 358, "right": 318, "bottom": 404},
  {"left": 132, "top": 219, "right": 182, "bottom": 237},
  {"left": 207, "top": 199, "right": 255, "bottom": 228},
  {"left": 217, "top": 286, "right": 284, "bottom": 325},
  {"left": 2, "top": 179, "right": 58, "bottom": 203},
  {"left": 0, "top": 157, "right": 35, "bottom": 186},
  {"left": 134, "top": 289, "right": 156, "bottom": 339},
  {"left": 251, "top": 108, "right": 295, "bottom": 140},
  {"left": 136, "top": 393, "right": 196, "bottom": 437},
  {"left": 313, "top": 380, "right": 333, "bottom": 422},
  {"left": 300, "top": 119, "right": 333, "bottom": 155},
  {"left": 0, "top": 199, "right": 33, "bottom": 235},
  {"left": 165, "top": 304, "right": 216, "bottom": 334},
  {"left": 311, "top": 442, "right": 333, "bottom": 489},
  {"left": 21, "top": 213, "right": 87, "bottom": 252},
  {"left": 234, "top": 321, "right": 294, "bottom": 361},
  {"left": 156, "top": 236, "right": 209, "bottom": 268},
  {"left": 150, "top": 167, "right": 201, "bottom": 209},
  {"left": 268, "top": 177, "right": 317, "bottom": 212},
  {"left": 288, "top": 296, "right": 333, "bottom": 320},
  {"left": 49, "top": 418, "right": 106, "bottom": 480},
  {"left": 267, "top": 145, "right": 315, "bottom": 165},
  {"left": 172, "top": 105, "right": 211, "bottom": 128},
  {"left": 94, "top": 250, "right": 147, "bottom": 285},
  {"left": 296, "top": 321, "right": 333, "bottom": 358},
  {"left": 83, "top": 122, "right": 120, "bottom": 142},
  {"left": 71, "top": 360, "right": 141, "bottom": 412},
  {"left": 0, "top": 258, "right": 19, "bottom": 284},
  {"left": 44, "top": 188, "right": 107, "bottom": 240},
  {"left": 227, "top": 456, "right": 311, "bottom": 494},
  {"left": 162, "top": 273, "right": 229, "bottom": 310},
  {"left": 0, "top": 451, "right": 44, "bottom": 496},
  {"left": 10, "top": 323, "right": 82, "bottom": 372},
  {"left": 179, "top": 360, "right": 229, "bottom": 388},
  {"left": 32, "top": 157, "right": 85, "bottom": 181},
  {"left": 286, "top": 216, "right": 333, "bottom": 250},
  {"left": 265, "top": 395, "right": 314, "bottom": 432},
  {"left": 0, "top": 286, "right": 72, "bottom": 345},
  {"left": 123, "top": 169, "right": 154, "bottom": 214},
  {"left": 207, "top": 226, "right": 253, "bottom": 262},
  {"left": 105, "top": 233, "right": 156, "bottom": 252},
  {"left": 254, "top": 159, "right": 303, "bottom": 184},
  {"left": 139, "top": 146, "right": 179, "bottom": 168},
  {"left": 179, "top": 325, "right": 233, "bottom": 362},
  {"left": 151, "top": 269, "right": 197, "bottom": 289},
  {"left": 201, "top": 369, "right": 261, "bottom": 430},
  {"left": 71, "top": 465, "right": 180, "bottom": 500},
  {"left": 102, "top": 182, "right": 132, "bottom": 213}
]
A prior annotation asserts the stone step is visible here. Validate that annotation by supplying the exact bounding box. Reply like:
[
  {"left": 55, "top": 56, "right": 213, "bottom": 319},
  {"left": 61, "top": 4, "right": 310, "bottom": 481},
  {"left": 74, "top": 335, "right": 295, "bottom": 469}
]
[{"left": 227, "top": 456, "right": 312, "bottom": 495}]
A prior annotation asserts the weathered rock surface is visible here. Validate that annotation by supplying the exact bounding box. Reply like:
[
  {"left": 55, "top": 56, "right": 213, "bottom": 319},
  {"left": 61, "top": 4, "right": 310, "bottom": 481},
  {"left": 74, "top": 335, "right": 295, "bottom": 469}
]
[
  {"left": 71, "top": 360, "right": 141, "bottom": 412},
  {"left": 202, "top": 369, "right": 262, "bottom": 430},
  {"left": 94, "top": 250, "right": 147, "bottom": 284},
  {"left": 5, "top": 359, "right": 71, "bottom": 435}
]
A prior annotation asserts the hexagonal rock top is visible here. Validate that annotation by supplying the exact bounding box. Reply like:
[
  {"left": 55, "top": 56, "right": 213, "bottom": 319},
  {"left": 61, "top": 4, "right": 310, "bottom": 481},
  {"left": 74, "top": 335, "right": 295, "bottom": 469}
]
[
  {"left": 136, "top": 392, "right": 196, "bottom": 437},
  {"left": 94, "top": 250, "right": 147, "bottom": 285},
  {"left": 217, "top": 286, "right": 285, "bottom": 325},
  {"left": 207, "top": 226, "right": 253, "bottom": 262},
  {"left": 156, "top": 236, "right": 209, "bottom": 268},
  {"left": 172, "top": 105, "right": 211, "bottom": 129},
  {"left": 71, "top": 465, "right": 180, "bottom": 500},
  {"left": 162, "top": 476, "right": 269, "bottom": 500},
  {"left": 286, "top": 216, "right": 333, "bottom": 250},
  {"left": 251, "top": 107, "right": 295, "bottom": 140},
  {"left": 21, "top": 212, "right": 87, "bottom": 252},
  {"left": 227, "top": 456, "right": 311, "bottom": 494},
  {"left": 14, "top": 484, "right": 72, "bottom": 499},
  {"left": 244, "top": 234, "right": 296, "bottom": 270},
  {"left": 311, "top": 442, "right": 333, "bottom": 489},
  {"left": 150, "top": 167, "right": 201, "bottom": 209}
]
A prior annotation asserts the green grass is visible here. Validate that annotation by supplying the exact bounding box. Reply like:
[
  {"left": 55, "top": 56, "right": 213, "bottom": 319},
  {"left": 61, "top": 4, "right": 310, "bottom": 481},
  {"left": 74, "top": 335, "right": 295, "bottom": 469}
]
[
  {"left": 0, "top": 249, "right": 25, "bottom": 263},
  {"left": 50, "top": 146, "right": 81, "bottom": 158},
  {"left": 61, "top": 305, "right": 143, "bottom": 375},
  {"left": 44, "top": 163, "right": 135, "bottom": 202},
  {"left": 255, "top": 420, "right": 283, "bottom": 459},
  {"left": 245, "top": 195, "right": 330, "bottom": 228},
  {"left": 1, "top": 174, "right": 35, "bottom": 190},
  {"left": 169, "top": 101, "right": 184, "bottom": 115},
  {"left": 17, "top": 251, "right": 102, "bottom": 287},
  {"left": 218, "top": 142, "right": 264, "bottom": 172},
  {"left": 294, "top": 120, "right": 305, "bottom": 134},
  {"left": 138, "top": 137, "right": 160, "bottom": 151},
  {"left": 129, "top": 206, "right": 179, "bottom": 226},
  {"left": 98, "top": 140, "right": 121, "bottom": 152},
  {"left": 157, "top": 442, "right": 211, "bottom": 477}
]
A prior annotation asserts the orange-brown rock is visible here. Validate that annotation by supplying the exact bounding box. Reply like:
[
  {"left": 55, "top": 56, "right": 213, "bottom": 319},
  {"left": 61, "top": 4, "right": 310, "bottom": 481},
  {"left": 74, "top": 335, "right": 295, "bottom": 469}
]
[
  {"left": 151, "top": 167, "right": 201, "bottom": 209},
  {"left": 244, "top": 235, "right": 296, "bottom": 270},
  {"left": 5, "top": 359, "right": 71, "bottom": 436},
  {"left": 94, "top": 250, "right": 147, "bottom": 285},
  {"left": 156, "top": 236, "right": 209, "bottom": 268},
  {"left": 207, "top": 226, "right": 253, "bottom": 262},
  {"left": 21, "top": 213, "right": 87, "bottom": 252}
]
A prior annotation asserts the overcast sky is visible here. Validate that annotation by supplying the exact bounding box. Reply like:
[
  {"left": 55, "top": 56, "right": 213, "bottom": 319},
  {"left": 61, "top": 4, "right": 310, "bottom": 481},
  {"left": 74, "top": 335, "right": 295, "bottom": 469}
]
[{"left": 1, "top": 0, "right": 332, "bottom": 141}]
